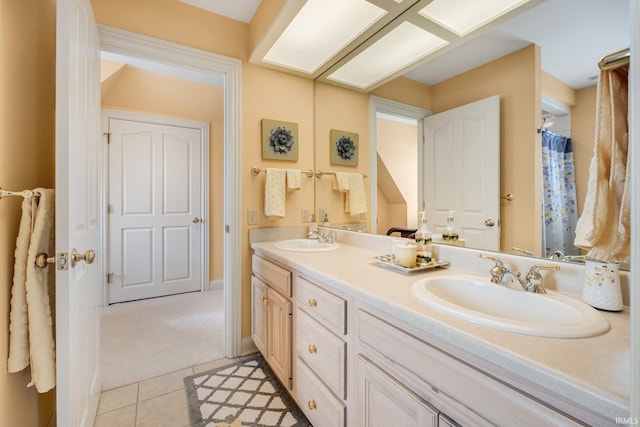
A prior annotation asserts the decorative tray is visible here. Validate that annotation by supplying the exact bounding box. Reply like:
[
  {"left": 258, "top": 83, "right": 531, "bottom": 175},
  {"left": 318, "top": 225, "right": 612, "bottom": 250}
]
[{"left": 372, "top": 255, "right": 449, "bottom": 274}]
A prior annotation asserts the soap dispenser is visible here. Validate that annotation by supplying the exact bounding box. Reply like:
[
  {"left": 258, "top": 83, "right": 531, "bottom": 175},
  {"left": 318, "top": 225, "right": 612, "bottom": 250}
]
[
  {"left": 415, "top": 211, "right": 432, "bottom": 265},
  {"left": 322, "top": 213, "right": 330, "bottom": 226},
  {"left": 443, "top": 210, "right": 459, "bottom": 242}
]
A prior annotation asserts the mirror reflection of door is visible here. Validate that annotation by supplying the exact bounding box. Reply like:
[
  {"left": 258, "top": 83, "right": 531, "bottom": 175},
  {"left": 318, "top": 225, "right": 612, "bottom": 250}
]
[{"left": 424, "top": 95, "right": 500, "bottom": 251}]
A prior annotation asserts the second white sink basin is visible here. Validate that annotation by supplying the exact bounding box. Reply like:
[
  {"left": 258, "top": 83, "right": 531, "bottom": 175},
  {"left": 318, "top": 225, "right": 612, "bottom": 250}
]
[
  {"left": 412, "top": 276, "right": 610, "bottom": 338},
  {"left": 274, "top": 239, "right": 339, "bottom": 252}
]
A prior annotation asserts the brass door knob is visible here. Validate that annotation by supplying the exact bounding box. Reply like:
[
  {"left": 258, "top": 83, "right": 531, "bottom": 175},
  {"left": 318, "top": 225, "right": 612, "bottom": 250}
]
[
  {"left": 484, "top": 218, "right": 496, "bottom": 227},
  {"left": 71, "top": 248, "right": 96, "bottom": 268},
  {"left": 192, "top": 217, "right": 202, "bottom": 223}
]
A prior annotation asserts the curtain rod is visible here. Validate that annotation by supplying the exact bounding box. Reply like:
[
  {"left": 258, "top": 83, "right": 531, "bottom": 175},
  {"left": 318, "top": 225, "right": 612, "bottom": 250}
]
[{"left": 598, "top": 47, "right": 630, "bottom": 71}]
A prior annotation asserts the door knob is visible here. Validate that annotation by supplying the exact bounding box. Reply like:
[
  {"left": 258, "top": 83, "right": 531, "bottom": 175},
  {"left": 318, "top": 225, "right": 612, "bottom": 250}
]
[
  {"left": 484, "top": 218, "right": 496, "bottom": 227},
  {"left": 71, "top": 248, "right": 96, "bottom": 268},
  {"left": 192, "top": 217, "right": 202, "bottom": 223}
]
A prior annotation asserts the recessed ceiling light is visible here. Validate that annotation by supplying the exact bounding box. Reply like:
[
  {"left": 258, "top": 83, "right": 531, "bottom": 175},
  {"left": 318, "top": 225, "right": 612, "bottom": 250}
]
[
  {"left": 263, "top": 0, "right": 386, "bottom": 74},
  {"left": 419, "top": 0, "right": 532, "bottom": 36},
  {"left": 327, "top": 21, "right": 449, "bottom": 89}
]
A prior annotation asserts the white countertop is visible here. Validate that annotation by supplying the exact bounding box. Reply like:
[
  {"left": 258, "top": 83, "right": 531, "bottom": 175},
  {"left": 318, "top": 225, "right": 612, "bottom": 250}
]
[{"left": 251, "top": 237, "right": 630, "bottom": 421}]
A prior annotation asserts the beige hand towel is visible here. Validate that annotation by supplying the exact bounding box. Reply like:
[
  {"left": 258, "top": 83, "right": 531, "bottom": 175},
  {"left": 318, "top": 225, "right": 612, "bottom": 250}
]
[
  {"left": 286, "top": 169, "right": 301, "bottom": 191},
  {"left": 333, "top": 172, "right": 350, "bottom": 192},
  {"left": 347, "top": 173, "right": 367, "bottom": 216},
  {"left": 25, "top": 189, "right": 56, "bottom": 392},
  {"left": 8, "top": 196, "right": 36, "bottom": 373},
  {"left": 574, "top": 67, "right": 630, "bottom": 263},
  {"left": 265, "top": 168, "right": 286, "bottom": 218}
]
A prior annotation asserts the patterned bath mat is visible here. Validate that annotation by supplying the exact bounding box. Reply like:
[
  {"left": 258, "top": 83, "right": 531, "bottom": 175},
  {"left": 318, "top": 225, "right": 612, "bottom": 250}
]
[{"left": 184, "top": 355, "right": 311, "bottom": 427}]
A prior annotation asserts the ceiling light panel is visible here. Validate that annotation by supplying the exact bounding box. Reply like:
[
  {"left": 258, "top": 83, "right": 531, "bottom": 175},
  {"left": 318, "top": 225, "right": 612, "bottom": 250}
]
[
  {"left": 263, "top": 0, "right": 386, "bottom": 74},
  {"left": 327, "top": 21, "right": 449, "bottom": 89},
  {"left": 419, "top": 0, "right": 531, "bottom": 36}
]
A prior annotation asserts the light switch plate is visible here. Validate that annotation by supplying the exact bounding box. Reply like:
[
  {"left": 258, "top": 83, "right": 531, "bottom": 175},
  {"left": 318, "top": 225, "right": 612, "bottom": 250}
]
[{"left": 247, "top": 209, "right": 257, "bottom": 225}]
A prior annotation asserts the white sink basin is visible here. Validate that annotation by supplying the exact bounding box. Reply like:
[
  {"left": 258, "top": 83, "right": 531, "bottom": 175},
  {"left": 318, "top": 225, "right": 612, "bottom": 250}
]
[
  {"left": 412, "top": 276, "right": 609, "bottom": 338},
  {"left": 274, "top": 239, "right": 339, "bottom": 252}
]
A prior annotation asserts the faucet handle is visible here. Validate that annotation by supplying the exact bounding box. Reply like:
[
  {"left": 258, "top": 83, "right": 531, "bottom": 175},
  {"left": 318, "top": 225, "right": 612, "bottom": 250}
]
[
  {"left": 479, "top": 253, "right": 503, "bottom": 266},
  {"left": 525, "top": 264, "right": 560, "bottom": 293}
]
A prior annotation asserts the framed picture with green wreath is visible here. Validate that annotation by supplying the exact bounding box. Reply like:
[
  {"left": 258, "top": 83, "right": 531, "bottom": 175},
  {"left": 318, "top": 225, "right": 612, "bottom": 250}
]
[
  {"left": 330, "top": 129, "right": 358, "bottom": 166},
  {"left": 261, "top": 118, "right": 299, "bottom": 161}
]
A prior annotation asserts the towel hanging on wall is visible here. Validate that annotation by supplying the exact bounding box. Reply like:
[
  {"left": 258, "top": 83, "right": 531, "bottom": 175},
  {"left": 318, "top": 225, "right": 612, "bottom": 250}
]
[
  {"left": 574, "top": 65, "right": 630, "bottom": 263},
  {"left": 264, "top": 168, "right": 286, "bottom": 218},
  {"left": 7, "top": 188, "right": 56, "bottom": 393}
]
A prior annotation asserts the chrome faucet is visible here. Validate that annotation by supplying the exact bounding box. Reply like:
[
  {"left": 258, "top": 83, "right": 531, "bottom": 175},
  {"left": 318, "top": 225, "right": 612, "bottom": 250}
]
[
  {"left": 307, "top": 229, "right": 334, "bottom": 244},
  {"left": 479, "top": 253, "right": 560, "bottom": 294}
]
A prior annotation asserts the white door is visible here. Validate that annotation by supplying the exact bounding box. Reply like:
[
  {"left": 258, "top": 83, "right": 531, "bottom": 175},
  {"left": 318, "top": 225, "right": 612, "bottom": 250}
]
[
  {"left": 423, "top": 95, "right": 500, "bottom": 251},
  {"left": 107, "top": 117, "right": 205, "bottom": 303},
  {"left": 55, "top": 0, "right": 102, "bottom": 426}
]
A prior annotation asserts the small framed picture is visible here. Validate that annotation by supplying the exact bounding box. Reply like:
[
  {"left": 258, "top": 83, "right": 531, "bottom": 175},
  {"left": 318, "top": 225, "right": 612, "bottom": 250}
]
[
  {"left": 262, "top": 119, "right": 299, "bottom": 161},
  {"left": 330, "top": 129, "right": 358, "bottom": 166}
]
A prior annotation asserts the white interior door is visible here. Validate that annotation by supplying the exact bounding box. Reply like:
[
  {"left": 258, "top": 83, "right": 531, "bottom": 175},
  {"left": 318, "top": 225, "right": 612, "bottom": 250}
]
[
  {"left": 55, "top": 0, "right": 102, "bottom": 425},
  {"left": 424, "top": 95, "right": 500, "bottom": 251},
  {"left": 107, "top": 116, "right": 205, "bottom": 303}
]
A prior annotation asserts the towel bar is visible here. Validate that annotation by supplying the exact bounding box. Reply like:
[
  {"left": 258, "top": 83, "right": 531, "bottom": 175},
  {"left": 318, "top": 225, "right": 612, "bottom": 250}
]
[
  {"left": 250, "top": 167, "right": 315, "bottom": 178},
  {"left": 0, "top": 186, "right": 40, "bottom": 200},
  {"left": 315, "top": 170, "right": 367, "bottom": 178}
]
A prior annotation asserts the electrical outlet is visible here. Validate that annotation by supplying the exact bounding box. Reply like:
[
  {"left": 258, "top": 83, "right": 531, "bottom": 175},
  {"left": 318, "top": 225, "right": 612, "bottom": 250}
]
[
  {"left": 247, "top": 209, "right": 257, "bottom": 225},
  {"left": 301, "top": 208, "right": 310, "bottom": 223},
  {"left": 359, "top": 213, "right": 366, "bottom": 221},
  {"left": 319, "top": 208, "right": 326, "bottom": 222}
]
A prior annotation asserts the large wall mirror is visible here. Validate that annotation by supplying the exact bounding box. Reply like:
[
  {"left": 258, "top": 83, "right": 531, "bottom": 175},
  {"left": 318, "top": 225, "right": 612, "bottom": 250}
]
[{"left": 313, "top": 0, "right": 630, "bottom": 269}]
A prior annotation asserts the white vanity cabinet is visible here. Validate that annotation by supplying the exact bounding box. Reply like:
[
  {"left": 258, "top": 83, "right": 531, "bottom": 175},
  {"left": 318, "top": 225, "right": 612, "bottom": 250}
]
[
  {"left": 251, "top": 255, "right": 292, "bottom": 389},
  {"left": 355, "top": 307, "right": 584, "bottom": 427},
  {"left": 294, "top": 276, "right": 348, "bottom": 426}
]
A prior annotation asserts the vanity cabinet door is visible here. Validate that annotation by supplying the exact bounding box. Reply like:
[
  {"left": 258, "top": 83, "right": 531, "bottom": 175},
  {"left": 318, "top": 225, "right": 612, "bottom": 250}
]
[
  {"left": 357, "top": 356, "right": 438, "bottom": 427},
  {"left": 267, "top": 286, "right": 292, "bottom": 389},
  {"left": 251, "top": 275, "right": 268, "bottom": 356}
]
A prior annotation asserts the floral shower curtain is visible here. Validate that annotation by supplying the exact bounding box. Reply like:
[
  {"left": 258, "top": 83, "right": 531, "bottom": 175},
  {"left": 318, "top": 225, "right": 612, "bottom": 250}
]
[{"left": 541, "top": 131, "right": 579, "bottom": 257}]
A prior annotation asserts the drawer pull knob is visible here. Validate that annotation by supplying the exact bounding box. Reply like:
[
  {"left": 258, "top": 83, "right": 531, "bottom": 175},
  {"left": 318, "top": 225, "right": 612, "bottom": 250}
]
[
  {"left": 262, "top": 297, "right": 268, "bottom": 304},
  {"left": 308, "top": 400, "right": 317, "bottom": 410},
  {"left": 308, "top": 344, "right": 317, "bottom": 354},
  {"left": 308, "top": 298, "right": 318, "bottom": 307}
]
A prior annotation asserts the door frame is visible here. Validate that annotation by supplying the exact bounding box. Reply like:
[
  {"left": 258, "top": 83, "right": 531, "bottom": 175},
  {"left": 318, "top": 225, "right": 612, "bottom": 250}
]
[
  {"left": 369, "top": 96, "right": 430, "bottom": 234},
  {"left": 101, "top": 109, "right": 210, "bottom": 303},
  {"left": 99, "top": 26, "right": 243, "bottom": 358}
]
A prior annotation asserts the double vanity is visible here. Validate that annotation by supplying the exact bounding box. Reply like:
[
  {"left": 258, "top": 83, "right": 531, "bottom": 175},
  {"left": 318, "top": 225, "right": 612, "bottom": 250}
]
[{"left": 250, "top": 228, "right": 629, "bottom": 426}]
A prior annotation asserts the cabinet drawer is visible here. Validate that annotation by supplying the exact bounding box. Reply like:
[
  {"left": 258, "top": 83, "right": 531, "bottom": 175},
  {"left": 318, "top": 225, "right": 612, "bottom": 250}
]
[
  {"left": 297, "top": 276, "right": 346, "bottom": 335},
  {"left": 296, "top": 307, "right": 346, "bottom": 399},
  {"left": 252, "top": 255, "right": 291, "bottom": 297},
  {"left": 296, "top": 358, "right": 345, "bottom": 427}
]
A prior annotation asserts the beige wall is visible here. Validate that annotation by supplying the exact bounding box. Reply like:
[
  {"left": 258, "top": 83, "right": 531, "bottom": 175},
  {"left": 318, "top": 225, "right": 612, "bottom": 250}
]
[
  {"left": 0, "top": 0, "right": 57, "bottom": 426},
  {"left": 100, "top": 67, "right": 225, "bottom": 283},
  {"left": 431, "top": 45, "right": 542, "bottom": 255},
  {"left": 377, "top": 117, "right": 418, "bottom": 230},
  {"left": 572, "top": 85, "right": 597, "bottom": 218}
]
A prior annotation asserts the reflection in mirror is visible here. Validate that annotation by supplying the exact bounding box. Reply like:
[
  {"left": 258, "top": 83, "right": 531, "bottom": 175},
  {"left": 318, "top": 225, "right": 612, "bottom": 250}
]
[{"left": 314, "top": 1, "right": 630, "bottom": 271}]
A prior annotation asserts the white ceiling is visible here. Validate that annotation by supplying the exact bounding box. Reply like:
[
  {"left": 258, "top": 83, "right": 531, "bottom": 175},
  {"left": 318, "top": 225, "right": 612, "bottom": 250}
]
[{"left": 179, "top": 0, "right": 629, "bottom": 90}]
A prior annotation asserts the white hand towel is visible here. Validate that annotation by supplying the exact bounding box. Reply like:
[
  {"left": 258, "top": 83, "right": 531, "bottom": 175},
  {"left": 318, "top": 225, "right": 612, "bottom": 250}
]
[
  {"left": 25, "top": 189, "right": 56, "bottom": 392},
  {"left": 347, "top": 173, "right": 367, "bottom": 216},
  {"left": 8, "top": 196, "right": 36, "bottom": 373},
  {"left": 265, "top": 168, "right": 286, "bottom": 218},
  {"left": 286, "top": 169, "right": 301, "bottom": 192}
]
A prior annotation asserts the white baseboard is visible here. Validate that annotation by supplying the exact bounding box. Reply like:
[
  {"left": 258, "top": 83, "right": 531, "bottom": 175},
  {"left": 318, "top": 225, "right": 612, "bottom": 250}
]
[
  {"left": 206, "top": 279, "right": 224, "bottom": 291},
  {"left": 241, "top": 337, "right": 258, "bottom": 356}
]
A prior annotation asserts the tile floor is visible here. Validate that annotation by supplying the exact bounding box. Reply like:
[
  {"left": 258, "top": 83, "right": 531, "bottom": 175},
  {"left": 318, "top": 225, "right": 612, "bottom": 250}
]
[{"left": 94, "top": 356, "right": 253, "bottom": 427}]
